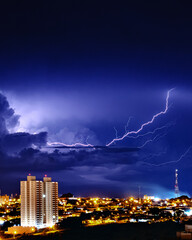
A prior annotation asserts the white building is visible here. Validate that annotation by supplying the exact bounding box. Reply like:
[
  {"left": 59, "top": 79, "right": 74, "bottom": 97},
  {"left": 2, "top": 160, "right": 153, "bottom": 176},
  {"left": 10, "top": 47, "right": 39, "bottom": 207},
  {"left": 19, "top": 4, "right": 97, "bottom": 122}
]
[{"left": 20, "top": 175, "right": 58, "bottom": 228}]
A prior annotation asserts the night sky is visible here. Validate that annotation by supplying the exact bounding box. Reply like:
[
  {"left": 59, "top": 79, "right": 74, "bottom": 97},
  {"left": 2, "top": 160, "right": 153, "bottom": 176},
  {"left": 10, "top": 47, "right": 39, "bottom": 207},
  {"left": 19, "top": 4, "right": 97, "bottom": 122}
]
[{"left": 0, "top": 1, "right": 192, "bottom": 198}]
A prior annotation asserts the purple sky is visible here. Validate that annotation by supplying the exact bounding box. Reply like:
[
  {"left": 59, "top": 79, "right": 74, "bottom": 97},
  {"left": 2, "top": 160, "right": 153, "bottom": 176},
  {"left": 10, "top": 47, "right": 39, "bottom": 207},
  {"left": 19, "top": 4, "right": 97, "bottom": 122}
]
[{"left": 0, "top": 1, "right": 192, "bottom": 198}]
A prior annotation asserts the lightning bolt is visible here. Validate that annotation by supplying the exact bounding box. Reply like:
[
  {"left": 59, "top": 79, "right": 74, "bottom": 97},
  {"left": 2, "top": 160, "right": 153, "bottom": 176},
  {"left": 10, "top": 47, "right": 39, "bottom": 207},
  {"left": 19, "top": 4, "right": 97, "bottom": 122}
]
[
  {"left": 112, "top": 117, "right": 133, "bottom": 144},
  {"left": 138, "top": 132, "right": 168, "bottom": 148},
  {"left": 123, "top": 123, "right": 173, "bottom": 149},
  {"left": 113, "top": 126, "right": 119, "bottom": 139},
  {"left": 125, "top": 116, "right": 134, "bottom": 133},
  {"left": 143, "top": 146, "right": 192, "bottom": 167},
  {"left": 47, "top": 142, "right": 94, "bottom": 148},
  {"left": 106, "top": 89, "right": 173, "bottom": 147},
  {"left": 143, "top": 151, "right": 167, "bottom": 161},
  {"left": 126, "top": 123, "right": 172, "bottom": 140}
]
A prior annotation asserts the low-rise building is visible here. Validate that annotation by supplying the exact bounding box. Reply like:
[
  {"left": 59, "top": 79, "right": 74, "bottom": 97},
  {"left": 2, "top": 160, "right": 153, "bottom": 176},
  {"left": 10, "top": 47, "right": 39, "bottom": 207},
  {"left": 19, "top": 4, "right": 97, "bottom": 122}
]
[
  {"left": 177, "top": 225, "right": 192, "bottom": 239},
  {"left": 5, "top": 226, "right": 36, "bottom": 235}
]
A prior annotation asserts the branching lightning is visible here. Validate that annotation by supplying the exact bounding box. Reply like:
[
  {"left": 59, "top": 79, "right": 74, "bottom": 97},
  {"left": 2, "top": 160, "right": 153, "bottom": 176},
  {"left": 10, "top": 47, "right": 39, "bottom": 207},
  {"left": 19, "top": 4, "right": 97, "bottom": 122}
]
[
  {"left": 113, "top": 126, "right": 119, "bottom": 139},
  {"left": 126, "top": 123, "right": 172, "bottom": 140},
  {"left": 142, "top": 146, "right": 192, "bottom": 167},
  {"left": 47, "top": 89, "right": 173, "bottom": 149},
  {"left": 106, "top": 89, "right": 173, "bottom": 146},
  {"left": 125, "top": 116, "right": 134, "bottom": 133},
  {"left": 138, "top": 132, "right": 168, "bottom": 148},
  {"left": 142, "top": 151, "right": 167, "bottom": 161}
]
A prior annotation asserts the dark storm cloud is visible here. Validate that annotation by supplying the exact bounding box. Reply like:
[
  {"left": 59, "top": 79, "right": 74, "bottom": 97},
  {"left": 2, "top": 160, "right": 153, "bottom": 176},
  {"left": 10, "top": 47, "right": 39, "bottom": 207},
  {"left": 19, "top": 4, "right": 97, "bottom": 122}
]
[
  {"left": 0, "top": 93, "right": 47, "bottom": 154},
  {"left": 0, "top": 146, "right": 139, "bottom": 174},
  {"left": 0, "top": 92, "right": 20, "bottom": 135},
  {"left": 0, "top": 132, "right": 47, "bottom": 154}
]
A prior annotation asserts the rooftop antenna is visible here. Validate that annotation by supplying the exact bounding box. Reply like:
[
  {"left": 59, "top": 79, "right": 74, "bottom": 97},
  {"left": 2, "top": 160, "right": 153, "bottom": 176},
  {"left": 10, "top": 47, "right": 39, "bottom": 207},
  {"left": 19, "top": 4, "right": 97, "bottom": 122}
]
[
  {"left": 138, "top": 185, "right": 141, "bottom": 201},
  {"left": 175, "top": 169, "right": 179, "bottom": 198}
]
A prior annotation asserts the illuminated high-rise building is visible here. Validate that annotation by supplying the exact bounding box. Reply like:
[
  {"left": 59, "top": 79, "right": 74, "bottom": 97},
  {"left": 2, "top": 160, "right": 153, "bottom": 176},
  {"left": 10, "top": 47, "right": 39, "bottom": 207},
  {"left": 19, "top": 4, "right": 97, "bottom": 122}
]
[
  {"left": 20, "top": 175, "right": 58, "bottom": 228},
  {"left": 43, "top": 176, "right": 58, "bottom": 226}
]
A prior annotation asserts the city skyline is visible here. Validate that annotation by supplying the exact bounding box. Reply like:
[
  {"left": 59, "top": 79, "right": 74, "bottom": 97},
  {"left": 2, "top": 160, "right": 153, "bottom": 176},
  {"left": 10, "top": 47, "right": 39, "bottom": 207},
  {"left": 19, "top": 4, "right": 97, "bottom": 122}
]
[{"left": 0, "top": 1, "right": 192, "bottom": 199}]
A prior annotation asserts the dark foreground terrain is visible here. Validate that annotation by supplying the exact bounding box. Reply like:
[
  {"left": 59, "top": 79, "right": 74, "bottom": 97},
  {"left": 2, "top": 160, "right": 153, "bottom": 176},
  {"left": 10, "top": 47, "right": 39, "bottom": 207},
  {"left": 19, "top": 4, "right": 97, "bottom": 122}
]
[{"left": 18, "top": 222, "right": 183, "bottom": 240}]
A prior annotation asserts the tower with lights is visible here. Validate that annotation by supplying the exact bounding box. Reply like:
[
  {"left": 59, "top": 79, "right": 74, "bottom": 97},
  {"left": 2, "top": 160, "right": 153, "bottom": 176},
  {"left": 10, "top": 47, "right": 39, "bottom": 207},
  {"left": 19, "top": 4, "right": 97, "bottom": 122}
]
[{"left": 175, "top": 169, "right": 179, "bottom": 198}]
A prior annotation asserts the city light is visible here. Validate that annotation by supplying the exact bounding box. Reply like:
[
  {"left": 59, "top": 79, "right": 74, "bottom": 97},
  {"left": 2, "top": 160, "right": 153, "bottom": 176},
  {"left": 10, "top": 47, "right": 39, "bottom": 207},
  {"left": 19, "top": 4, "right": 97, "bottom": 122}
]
[{"left": 2, "top": 190, "right": 192, "bottom": 237}]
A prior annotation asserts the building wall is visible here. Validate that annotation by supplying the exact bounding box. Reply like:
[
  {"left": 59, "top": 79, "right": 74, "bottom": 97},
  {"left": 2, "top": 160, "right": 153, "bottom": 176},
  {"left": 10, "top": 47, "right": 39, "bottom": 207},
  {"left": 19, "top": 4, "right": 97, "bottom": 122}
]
[
  {"left": 45, "top": 181, "right": 53, "bottom": 226},
  {"left": 29, "top": 180, "right": 36, "bottom": 226},
  {"left": 186, "top": 225, "right": 192, "bottom": 233},
  {"left": 36, "top": 181, "right": 43, "bottom": 227},
  {"left": 52, "top": 182, "right": 58, "bottom": 224},
  {"left": 20, "top": 181, "right": 28, "bottom": 226}
]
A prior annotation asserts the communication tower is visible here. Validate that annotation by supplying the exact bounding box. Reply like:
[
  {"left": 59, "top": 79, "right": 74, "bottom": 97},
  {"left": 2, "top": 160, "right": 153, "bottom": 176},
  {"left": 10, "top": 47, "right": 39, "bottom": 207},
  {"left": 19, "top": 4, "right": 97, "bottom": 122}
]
[{"left": 175, "top": 169, "right": 179, "bottom": 198}]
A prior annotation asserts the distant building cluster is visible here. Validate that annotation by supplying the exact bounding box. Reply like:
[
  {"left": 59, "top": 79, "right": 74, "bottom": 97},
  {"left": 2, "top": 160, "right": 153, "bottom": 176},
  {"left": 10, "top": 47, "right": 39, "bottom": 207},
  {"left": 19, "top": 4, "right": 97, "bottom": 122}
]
[{"left": 0, "top": 194, "right": 9, "bottom": 205}]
